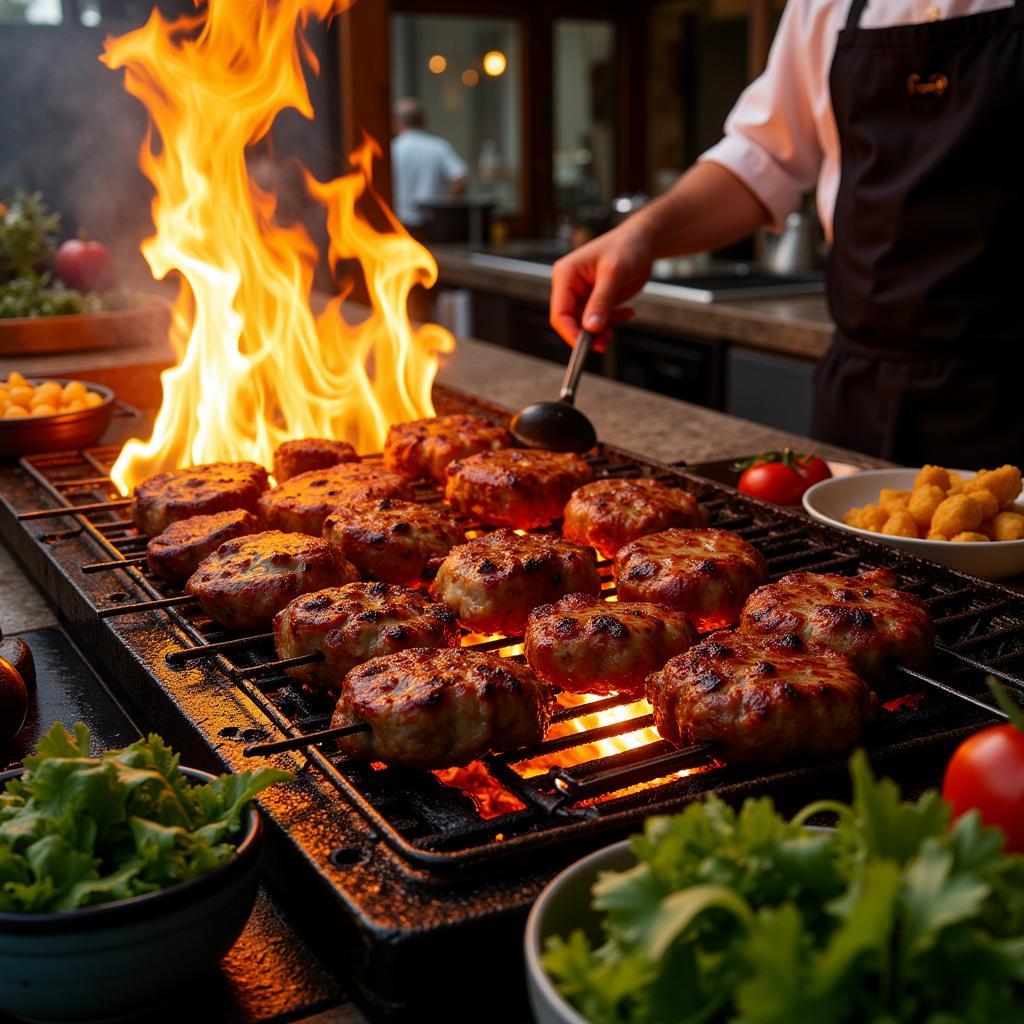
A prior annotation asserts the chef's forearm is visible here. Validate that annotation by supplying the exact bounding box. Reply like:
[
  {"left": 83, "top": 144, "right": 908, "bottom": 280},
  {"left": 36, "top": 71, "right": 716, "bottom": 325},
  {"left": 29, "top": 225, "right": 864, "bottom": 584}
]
[{"left": 623, "top": 162, "right": 771, "bottom": 259}]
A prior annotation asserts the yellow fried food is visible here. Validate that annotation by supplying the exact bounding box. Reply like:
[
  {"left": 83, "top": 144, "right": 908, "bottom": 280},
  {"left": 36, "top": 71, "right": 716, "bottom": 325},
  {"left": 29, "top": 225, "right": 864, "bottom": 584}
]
[
  {"left": 915, "top": 465, "right": 950, "bottom": 490},
  {"left": 881, "top": 510, "right": 918, "bottom": 538},
  {"left": 991, "top": 510, "right": 1024, "bottom": 541},
  {"left": 844, "top": 504, "right": 888, "bottom": 532},
  {"left": 907, "top": 484, "right": 945, "bottom": 528},
  {"left": 931, "top": 494, "right": 984, "bottom": 538},
  {"left": 879, "top": 488, "right": 911, "bottom": 513},
  {"left": 966, "top": 466, "right": 1022, "bottom": 509},
  {"left": 968, "top": 488, "right": 999, "bottom": 520},
  {"left": 951, "top": 532, "right": 990, "bottom": 543}
]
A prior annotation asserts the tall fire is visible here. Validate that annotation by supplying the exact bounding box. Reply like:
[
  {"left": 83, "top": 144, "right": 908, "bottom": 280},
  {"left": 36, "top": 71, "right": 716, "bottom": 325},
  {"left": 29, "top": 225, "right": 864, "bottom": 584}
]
[{"left": 102, "top": 0, "right": 453, "bottom": 495}]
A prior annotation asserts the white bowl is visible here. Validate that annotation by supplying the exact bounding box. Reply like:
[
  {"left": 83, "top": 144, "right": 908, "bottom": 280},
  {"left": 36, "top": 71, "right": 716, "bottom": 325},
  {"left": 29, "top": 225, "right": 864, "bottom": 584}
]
[{"left": 802, "top": 468, "right": 1024, "bottom": 582}]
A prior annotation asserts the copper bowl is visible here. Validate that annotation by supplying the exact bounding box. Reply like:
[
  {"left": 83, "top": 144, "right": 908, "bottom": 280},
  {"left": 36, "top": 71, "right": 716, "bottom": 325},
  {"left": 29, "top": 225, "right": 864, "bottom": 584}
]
[{"left": 0, "top": 379, "right": 115, "bottom": 458}]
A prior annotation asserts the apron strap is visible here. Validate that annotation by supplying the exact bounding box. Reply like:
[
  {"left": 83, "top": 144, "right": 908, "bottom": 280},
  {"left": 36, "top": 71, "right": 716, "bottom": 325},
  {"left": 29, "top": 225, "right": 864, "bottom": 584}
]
[{"left": 845, "top": 0, "right": 870, "bottom": 30}]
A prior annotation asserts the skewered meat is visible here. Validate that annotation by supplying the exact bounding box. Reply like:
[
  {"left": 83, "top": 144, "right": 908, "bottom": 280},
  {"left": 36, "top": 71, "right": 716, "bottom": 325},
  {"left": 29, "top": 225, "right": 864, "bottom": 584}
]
[
  {"left": 146, "top": 509, "right": 259, "bottom": 582},
  {"left": 273, "top": 582, "right": 459, "bottom": 690},
  {"left": 445, "top": 448, "right": 595, "bottom": 529},
  {"left": 258, "top": 463, "right": 413, "bottom": 535},
  {"left": 562, "top": 478, "right": 709, "bottom": 558},
  {"left": 186, "top": 531, "right": 358, "bottom": 631},
  {"left": 738, "top": 568, "right": 933, "bottom": 682},
  {"left": 132, "top": 462, "right": 268, "bottom": 536},
  {"left": 524, "top": 593, "right": 697, "bottom": 697},
  {"left": 432, "top": 529, "right": 602, "bottom": 634},
  {"left": 332, "top": 648, "right": 553, "bottom": 769},
  {"left": 646, "top": 631, "right": 876, "bottom": 764},
  {"left": 614, "top": 528, "right": 767, "bottom": 631},
  {"left": 272, "top": 439, "right": 359, "bottom": 482},
  {"left": 383, "top": 414, "right": 509, "bottom": 482},
  {"left": 323, "top": 498, "right": 465, "bottom": 588}
]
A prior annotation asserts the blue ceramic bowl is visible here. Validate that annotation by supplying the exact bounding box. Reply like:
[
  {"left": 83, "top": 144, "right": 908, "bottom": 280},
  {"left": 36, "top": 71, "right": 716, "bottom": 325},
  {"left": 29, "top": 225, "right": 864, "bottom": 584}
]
[{"left": 0, "top": 766, "right": 263, "bottom": 1022}]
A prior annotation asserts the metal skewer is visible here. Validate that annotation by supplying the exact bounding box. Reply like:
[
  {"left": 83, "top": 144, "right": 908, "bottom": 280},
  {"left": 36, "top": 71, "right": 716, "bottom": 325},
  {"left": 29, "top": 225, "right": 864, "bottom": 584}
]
[
  {"left": 98, "top": 594, "right": 198, "bottom": 618},
  {"left": 82, "top": 555, "right": 148, "bottom": 573},
  {"left": 18, "top": 498, "right": 131, "bottom": 520},
  {"left": 233, "top": 652, "right": 323, "bottom": 677},
  {"left": 893, "top": 664, "right": 1008, "bottom": 720},
  {"left": 934, "top": 642, "right": 1024, "bottom": 692},
  {"left": 167, "top": 632, "right": 276, "bottom": 665},
  {"left": 244, "top": 721, "right": 370, "bottom": 757}
]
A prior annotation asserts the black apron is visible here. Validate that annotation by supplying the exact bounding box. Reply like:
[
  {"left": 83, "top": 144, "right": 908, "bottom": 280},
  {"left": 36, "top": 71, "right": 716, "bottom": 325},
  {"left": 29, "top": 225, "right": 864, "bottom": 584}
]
[{"left": 811, "top": 0, "right": 1024, "bottom": 466}]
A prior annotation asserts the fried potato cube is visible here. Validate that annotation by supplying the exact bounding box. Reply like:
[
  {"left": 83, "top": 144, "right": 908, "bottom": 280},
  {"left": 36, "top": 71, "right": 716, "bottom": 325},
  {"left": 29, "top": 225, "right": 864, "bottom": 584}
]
[
  {"left": 32, "top": 381, "right": 62, "bottom": 407},
  {"left": 947, "top": 475, "right": 966, "bottom": 494},
  {"left": 84, "top": 390, "right": 104, "bottom": 408},
  {"left": 844, "top": 504, "right": 887, "bottom": 532},
  {"left": 6, "top": 372, "right": 28, "bottom": 390},
  {"left": 61, "top": 380, "right": 88, "bottom": 405},
  {"left": 932, "top": 494, "right": 984, "bottom": 537},
  {"left": 907, "top": 484, "right": 946, "bottom": 528},
  {"left": 927, "top": 528, "right": 948, "bottom": 540},
  {"left": 881, "top": 510, "right": 918, "bottom": 538},
  {"left": 991, "top": 510, "right": 1024, "bottom": 541},
  {"left": 3, "top": 405, "right": 28, "bottom": 418},
  {"left": 8, "top": 386, "right": 34, "bottom": 408},
  {"left": 915, "top": 465, "right": 951, "bottom": 491},
  {"left": 30, "top": 403, "right": 56, "bottom": 417},
  {"left": 967, "top": 488, "right": 999, "bottom": 520},
  {"left": 967, "top": 466, "right": 1022, "bottom": 510},
  {"left": 879, "top": 488, "right": 911, "bottom": 513},
  {"left": 951, "top": 532, "right": 990, "bottom": 543}
]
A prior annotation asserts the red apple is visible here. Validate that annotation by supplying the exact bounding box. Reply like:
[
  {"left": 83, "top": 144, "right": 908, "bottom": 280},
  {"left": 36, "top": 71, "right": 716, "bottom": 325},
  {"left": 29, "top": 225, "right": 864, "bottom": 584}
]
[
  {"left": 0, "top": 655, "right": 27, "bottom": 744},
  {"left": 55, "top": 238, "right": 116, "bottom": 292}
]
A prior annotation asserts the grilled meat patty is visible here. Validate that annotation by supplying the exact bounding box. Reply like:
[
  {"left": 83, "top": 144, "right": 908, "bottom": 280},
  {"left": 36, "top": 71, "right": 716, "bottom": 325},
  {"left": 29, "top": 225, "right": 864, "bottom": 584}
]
[
  {"left": 323, "top": 498, "right": 465, "bottom": 588},
  {"left": 646, "top": 631, "right": 876, "bottom": 764},
  {"left": 272, "top": 438, "right": 359, "bottom": 482},
  {"left": 332, "top": 648, "right": 553, "bottom": 769},
  {"left": 524, "top": 592, "right": 697, "bottom": 697},
  {"left": 444, "top": 448, "right": 595, "bottom": 529},
  {"left": 432, "top": 529, "right": 602, "bottom": 634},
  {"left": 614, "top": 528, "right": 767, "bottom": 631},
  {"left": 186, "top": 530, "right": 358, "bottom": 631},
  {"left": 273, "top": 582, "right": 459, "bottom": 690},
  {"left": 739, "top": 568, "right": 933, "bottom": 682},
  {"left": 132, "top": 461, "right": 268, "bottom": 536},
  {"left": 258, "top": 462, "right": 413, "bottom": 535},
  {"left": 563, "top": 478, "right": 709, "bottom": 559},
  {"left": 146, "top": 508, "right": 259, "bottom": 583},
  {"left": 383, "top": 414, "right": 510, "bottom": 482}
]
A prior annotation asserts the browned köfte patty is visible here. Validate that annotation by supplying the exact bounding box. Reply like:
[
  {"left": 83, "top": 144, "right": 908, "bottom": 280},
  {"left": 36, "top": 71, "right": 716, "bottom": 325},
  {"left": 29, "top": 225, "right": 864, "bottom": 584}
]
[
  {"left": 323, "top": 498, "right": 465, "bottom": 588},
  {"left": 646, "top": 631, "right": 876, "bottom": 765},
  {"left": 383, "top": 414, "right": 510, "bottom": 482},
  {"left": 273, "top": 582, "right": 459, "bottom": 690},
  {"left": 444, "top": 448, "right": 595, "bottom": 529},
  {"left": 185, "top": 530, "right": 359, "bottom": 631},
  {"left": 739, "top": 568, "right": 933, "bottom": 682},
  {"left": 432, "top": 529, "right": 602, "bottom": 634},
  {"left": 146, "top": 509, "right": 259, "bottom": 582},
  {"left": 524, "top": 593, "right": 697, "bottom": 697},
  {"left": 562, "top": 478, "right": 709, "bottom": 559},
  {"left": 258, "top": 462, "right": 414, "bottom": 535},
  {"left": 132, "top": 461, "right": 269, "bottom": 536},
  {"left": 272, "top": 438, "right": 359, "bottom": 482},
  {"left": 614, "top": 528, "right": 767, "bottom": 631},
  {"left": 331, "top": 648, "right": 553, "bottom": 769}
]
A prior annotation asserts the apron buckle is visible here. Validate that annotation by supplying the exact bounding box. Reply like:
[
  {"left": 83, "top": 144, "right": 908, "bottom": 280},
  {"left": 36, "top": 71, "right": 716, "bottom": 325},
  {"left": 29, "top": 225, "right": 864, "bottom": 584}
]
[{"left": 907, "top": 72, "right": 949, "bottom": 96}]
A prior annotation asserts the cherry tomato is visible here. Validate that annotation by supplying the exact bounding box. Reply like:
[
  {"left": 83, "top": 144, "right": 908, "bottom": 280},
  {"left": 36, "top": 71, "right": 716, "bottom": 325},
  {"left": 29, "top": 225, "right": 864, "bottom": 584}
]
[
  {"left": 54, "top": 239, "right": 116, "bottom": 292},
  {"left": 943, "top": 724, "right": 1024, "bottom": 852},
  {"left": 794, "top": 454, "right": 832, "bottom": 487},
  {"left": 737, "top": 462, "right": 806, "bottom": 505},
  {"left": 0, "top": 655, "right": 27, "bottom": 745}
]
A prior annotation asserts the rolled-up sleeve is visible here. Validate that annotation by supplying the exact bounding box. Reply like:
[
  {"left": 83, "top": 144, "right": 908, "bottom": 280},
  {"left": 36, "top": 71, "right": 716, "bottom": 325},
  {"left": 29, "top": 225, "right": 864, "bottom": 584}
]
[{"left": 699, "top": 0, "right": 826, "bottom": 230}]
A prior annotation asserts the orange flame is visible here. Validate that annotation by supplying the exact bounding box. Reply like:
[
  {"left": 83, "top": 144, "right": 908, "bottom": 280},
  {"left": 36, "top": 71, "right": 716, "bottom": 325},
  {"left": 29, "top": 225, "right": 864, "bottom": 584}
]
[{"left": 101, "top": 0, "right": 453, "bottom": 494}]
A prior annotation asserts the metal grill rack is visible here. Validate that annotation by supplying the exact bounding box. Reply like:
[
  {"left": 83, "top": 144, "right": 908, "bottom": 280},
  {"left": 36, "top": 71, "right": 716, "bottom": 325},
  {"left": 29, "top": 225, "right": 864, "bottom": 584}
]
[{"left": 12, "top": 385, "right": 1024, "bottom": 873}]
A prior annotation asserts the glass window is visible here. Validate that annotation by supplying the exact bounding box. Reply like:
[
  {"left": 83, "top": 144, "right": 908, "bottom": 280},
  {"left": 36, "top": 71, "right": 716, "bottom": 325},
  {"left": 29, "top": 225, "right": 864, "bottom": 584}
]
[
  {"left": 0, "top": 0, "right": 62, "bottom": 24},
  {"left": 552, "top": 19, "right": 616, "bottom": 214},
  {"left": 390, "top": 14, "right": 522, "bottom": 215}
]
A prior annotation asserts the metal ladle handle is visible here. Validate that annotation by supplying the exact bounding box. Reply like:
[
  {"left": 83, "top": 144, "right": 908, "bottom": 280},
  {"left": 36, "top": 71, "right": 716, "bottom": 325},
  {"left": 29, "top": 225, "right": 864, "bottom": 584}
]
[{"left": 559, "top": 330, "right": 595, "bottom": 404}]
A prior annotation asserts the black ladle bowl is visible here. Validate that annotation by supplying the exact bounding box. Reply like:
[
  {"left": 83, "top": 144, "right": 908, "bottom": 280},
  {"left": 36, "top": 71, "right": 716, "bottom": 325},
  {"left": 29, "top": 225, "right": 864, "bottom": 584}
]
[{"left": 509, "top": 330, "right": 598, "bottom": 453}]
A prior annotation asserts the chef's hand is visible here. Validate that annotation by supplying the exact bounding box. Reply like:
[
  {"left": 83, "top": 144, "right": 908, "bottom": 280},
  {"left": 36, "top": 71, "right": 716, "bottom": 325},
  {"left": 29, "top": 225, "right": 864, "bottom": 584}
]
[{"left": 549, "top": 221, "right": 652, "bottom": 349}]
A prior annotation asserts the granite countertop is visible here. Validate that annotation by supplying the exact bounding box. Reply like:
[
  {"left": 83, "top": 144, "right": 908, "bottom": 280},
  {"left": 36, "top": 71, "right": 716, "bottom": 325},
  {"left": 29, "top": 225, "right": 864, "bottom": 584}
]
[{"left": 432, "top": 244, "right": 834, "bottom": 360}]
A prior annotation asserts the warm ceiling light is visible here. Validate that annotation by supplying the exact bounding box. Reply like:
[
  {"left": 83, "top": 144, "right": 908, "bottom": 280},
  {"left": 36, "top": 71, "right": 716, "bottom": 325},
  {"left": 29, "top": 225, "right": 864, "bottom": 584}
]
[
  {"left": 428, "top": 54, "right": 446, "bottom": 74},
  {"left": 461, "top": 68, "right": 479, "bottom": 87},
  {"left": 482, "top": 50, "right": 507, "bottom": 77}
]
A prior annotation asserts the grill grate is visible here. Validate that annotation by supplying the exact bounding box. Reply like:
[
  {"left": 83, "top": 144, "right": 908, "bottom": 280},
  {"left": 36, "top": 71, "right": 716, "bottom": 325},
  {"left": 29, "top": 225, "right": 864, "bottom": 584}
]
[{"left": 12, "top": 384, "right": 1024, "bottom": 872}]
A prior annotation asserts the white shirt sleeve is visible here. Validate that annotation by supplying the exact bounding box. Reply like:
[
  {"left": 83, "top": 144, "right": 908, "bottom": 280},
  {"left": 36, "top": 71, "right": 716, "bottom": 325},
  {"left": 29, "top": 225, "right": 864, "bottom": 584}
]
[
  {"left": 699, "top": 0, "right": 829, "bottom": 230},
  {"left": 441, "top": 143, "right": 469, "bottom": 184}
]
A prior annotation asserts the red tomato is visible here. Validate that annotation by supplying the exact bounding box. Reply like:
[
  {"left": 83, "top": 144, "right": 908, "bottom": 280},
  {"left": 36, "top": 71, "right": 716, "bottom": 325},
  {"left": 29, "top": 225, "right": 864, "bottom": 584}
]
[
  {"left": 942, "top": 724, "right": 1024, "bottom": 852},
  {"left": 794, "top": 454, "right": 832, "bottom": 487},
  {"left": 737, "top": 462, "right": 806, "bottom": 505},
  {"left": 0, "top": 655, "right": 27, "bottom": 745},
  {"left": 55, "top": 239, "right": 116, "bottom": 292}
]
